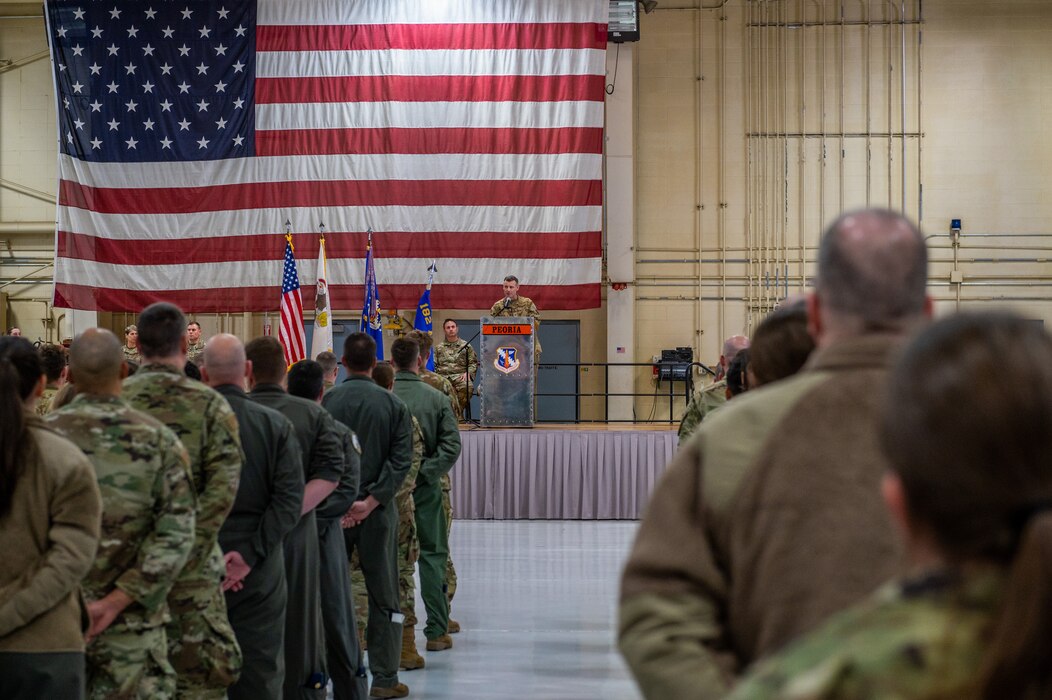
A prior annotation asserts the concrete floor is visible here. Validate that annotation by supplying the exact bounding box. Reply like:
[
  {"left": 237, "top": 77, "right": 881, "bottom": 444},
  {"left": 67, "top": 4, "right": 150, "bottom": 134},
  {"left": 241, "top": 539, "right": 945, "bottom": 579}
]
[{"left": 392, "top": 520, "right": 643, "bottom": 700}]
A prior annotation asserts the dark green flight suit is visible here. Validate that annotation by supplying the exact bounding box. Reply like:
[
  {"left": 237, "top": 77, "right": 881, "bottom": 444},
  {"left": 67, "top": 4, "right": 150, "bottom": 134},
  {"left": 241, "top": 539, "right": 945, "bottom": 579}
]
[
  {"left": 318, "top": 422, "right": 367, "bottom": 700},
  {"left": 249, "top": 384, "right": 343, "bottom": 700},
  {"left": 322, "top": 375, "right": 412, "bottom": 693},
  {"left": 392, "top": 371, "right": 462, "bottom": 641},
  {"left": 216, "top": 384, "right": 305, "bottom": 700}
]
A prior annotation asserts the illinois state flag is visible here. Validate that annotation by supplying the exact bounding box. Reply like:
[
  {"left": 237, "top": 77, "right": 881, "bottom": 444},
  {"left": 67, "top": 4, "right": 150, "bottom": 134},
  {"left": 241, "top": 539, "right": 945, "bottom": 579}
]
[
  {"left": 45, "top": 0, "right": 606, "bottom": 313},
  {"left": 310, "top": 234, "right": 333, "bottom": 359}
]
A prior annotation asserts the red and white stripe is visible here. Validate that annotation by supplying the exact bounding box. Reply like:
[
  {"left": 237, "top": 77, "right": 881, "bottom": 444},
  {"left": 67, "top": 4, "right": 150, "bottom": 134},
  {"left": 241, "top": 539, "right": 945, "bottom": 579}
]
[
  {"left": 279, "top": 286, "right": 306, "bottom": 367},
  {"left": 53, "top": 0, "right": 608, "bottom": 313}
]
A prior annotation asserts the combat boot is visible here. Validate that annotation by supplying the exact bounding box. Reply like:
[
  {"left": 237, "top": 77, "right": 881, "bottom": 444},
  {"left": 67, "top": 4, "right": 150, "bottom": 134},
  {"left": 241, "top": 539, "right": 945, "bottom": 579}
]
[
  {"left": 447, "top": 618, "right": 461, "bottom": 634},
  {"left": 400, "top": 626, "right": 425, "bottom": 670},
  {"left": 425, "top": 634, "right": 453, "bottom": 651},
  {"left": 369, "top": 682, "right": 409, "bottom": 698}
]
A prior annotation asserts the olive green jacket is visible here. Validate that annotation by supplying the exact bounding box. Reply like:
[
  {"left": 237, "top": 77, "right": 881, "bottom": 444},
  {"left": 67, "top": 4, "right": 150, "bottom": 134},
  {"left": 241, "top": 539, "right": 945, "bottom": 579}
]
[{"left": 393, "top": 371, "right": 462, "bottom": 486}]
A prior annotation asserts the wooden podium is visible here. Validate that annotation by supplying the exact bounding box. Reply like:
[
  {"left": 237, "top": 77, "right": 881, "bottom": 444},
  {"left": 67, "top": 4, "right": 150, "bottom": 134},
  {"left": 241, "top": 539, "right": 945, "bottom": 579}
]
[{"left": 479, "top": 316, "right": 535, "bottom": 427}]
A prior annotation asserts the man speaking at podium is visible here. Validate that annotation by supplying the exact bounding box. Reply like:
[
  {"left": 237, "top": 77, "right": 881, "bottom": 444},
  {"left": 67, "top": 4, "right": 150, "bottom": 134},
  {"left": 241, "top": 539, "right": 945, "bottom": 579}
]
[{"left": 489, "top": 275, "right": 542, "bottom": 356}]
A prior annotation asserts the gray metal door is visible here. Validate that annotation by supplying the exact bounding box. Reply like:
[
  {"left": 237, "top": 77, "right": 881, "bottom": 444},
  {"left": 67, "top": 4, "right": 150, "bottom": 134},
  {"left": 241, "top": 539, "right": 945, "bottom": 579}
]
[{"left": 535, "top": 320, "right": 579, "bottom": 422}]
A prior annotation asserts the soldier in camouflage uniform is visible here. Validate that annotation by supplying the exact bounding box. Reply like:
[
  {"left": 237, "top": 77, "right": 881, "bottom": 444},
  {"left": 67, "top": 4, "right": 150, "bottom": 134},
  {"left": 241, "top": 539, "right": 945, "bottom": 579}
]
[
  {"left": 46, "top": 328, "right": 197, "bottom": 700},
  {"left": 35, "top": 343, "right": 68, "bottom": 416},
  {"left": 186, "top": 321, "right": 206, "bottom": 366},
  {"left": 677, "top": 335, "right": 749, "bottom": 445},
  {"left": 406, "top": 331, "right": 461, "bottom": 632},
  {"left": 490, "top": 275, "right": 541, "bottom": 355},
  {"left": 121, "top": 303, "right": 243, "bottom": 698},
  {"left": 434, "top": 319, "right": 478, "bottom": 417},
  {"left": 122, "top": 324, "right": 142, "bottom": 363}
]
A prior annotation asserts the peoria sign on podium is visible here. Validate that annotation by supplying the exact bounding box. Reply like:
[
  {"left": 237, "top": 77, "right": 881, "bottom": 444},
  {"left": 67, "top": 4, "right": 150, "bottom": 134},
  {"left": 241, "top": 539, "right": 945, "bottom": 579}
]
[{"left": 480, "top": 317, "right": 535, "bottom": 427}]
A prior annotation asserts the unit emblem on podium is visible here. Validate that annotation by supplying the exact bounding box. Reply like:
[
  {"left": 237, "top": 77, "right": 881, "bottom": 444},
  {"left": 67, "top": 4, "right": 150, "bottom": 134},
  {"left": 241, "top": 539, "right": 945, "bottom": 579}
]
[{"left": 494, "top": 346, "right": 520, "bottom": 374}]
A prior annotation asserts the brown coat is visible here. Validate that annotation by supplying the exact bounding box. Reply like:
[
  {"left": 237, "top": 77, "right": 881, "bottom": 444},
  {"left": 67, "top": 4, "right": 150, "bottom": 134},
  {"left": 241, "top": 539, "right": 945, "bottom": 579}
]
[
  {"left": 0, "top": 421, "right": 101, "bottom": 653},
  {"left": 619, "top": 335, "right": 905, "bottom": 700}
]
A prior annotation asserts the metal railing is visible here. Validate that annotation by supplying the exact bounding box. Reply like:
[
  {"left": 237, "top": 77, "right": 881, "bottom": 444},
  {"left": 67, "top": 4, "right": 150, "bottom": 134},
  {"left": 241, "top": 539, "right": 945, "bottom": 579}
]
[{"left": 530, "top": 361, "right": 712, "bottom": 424}]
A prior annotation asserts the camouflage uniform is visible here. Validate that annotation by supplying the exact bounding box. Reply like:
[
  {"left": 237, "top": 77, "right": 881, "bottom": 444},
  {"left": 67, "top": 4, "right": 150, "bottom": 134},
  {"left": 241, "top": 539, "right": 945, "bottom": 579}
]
[
  {"left": 727, "top": 569, "right": 1003, "bottom": 699},
  {"left": 36, "top": 384, "right": 60, "bottom": 416},
  {"left": 122, "top": 345, "right": 142, "bottom": 363},
  {"left": 123, "top": 363, "right": 244, "bottom": 698},
  {"left": 434, "top": 339, "right": 478, "bottom": 414},
  {"left": 490, "top": 295, "right": 542, "bottom": 354},
  {"left": 677, "top": 379, "right": 727, "bottom": 445},
  {"left": 186, "top": 341, "right": 206, "bottom": 366},
  {"left": 418, "top": 370, "right": 459, "bottom": 610},
  {"left": 46, "top": 393, "right": 197, "bottom": 700},
  {"left": 394, "top": 371, "right": 461, "bottom": 641},
  {"left": 351, "top": 417, "right": 423, "bottom": 631}
]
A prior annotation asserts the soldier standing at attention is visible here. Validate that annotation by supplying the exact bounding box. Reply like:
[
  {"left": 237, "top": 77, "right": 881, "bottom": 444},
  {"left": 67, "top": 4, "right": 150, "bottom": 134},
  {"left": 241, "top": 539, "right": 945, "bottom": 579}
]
[
  {"left": 433, "top": 319, "right": 477, "bottom": 418},
  {"left": 287, "top": 359, "right": 369, "bottom": 700},
  {"left": 203, "top": 335, "right": 305, "bottom": 700},
  {"left": 186, "top": 322, "right": 206, "bottom": 366},
  {"left": 489, "top": 275, "right": 542, "bottom": 356},
  {"left": 391, "top": 338, "right": 462, "bottom": 653},
  {"left": 122, "top": 325, "right": 141, "bottom": 363},
  {"left": 358, "top": 362, "right": 427, "bottom": 671},
  {"left": 47, "top": 328, "right": 196, "bottom": 699},
  {"left": 316, "top": 351, "right": 340, "bottom": 393},
  {"left": 677, "top": 334, "right": 750, "bottom": 445},
  {"left": 122, "top": 302, "right": 244, "bottom": 698},
  {"left": 244, "top": 338, "right": 344, "bottom": 700},
  {"left": 35, "top": 343, "right": 68, "bottom": 416},
  {"left": 405, "top": 330, "right": 462, "bottom": 634},
  {"left": 323, "top": 333, "right": 413, "bottom": 700}
]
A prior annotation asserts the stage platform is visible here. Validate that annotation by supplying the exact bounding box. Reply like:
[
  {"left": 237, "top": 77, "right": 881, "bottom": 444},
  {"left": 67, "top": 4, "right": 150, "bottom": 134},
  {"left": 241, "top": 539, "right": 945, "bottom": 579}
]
[{"left": 449, "top": 423, "right": 678, "bottom": 521}]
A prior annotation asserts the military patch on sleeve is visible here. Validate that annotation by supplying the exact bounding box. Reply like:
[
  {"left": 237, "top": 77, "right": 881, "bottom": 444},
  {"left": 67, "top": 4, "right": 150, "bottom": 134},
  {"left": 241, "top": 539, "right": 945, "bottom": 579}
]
[{"left": 351, "top": 433, "right": 362, "bottom": 455}]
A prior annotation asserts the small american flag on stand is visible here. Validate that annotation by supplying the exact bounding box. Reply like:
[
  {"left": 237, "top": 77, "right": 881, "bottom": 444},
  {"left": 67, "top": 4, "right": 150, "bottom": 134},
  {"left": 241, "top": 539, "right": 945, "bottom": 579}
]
[{"left": 279, "top": 225, "right": 306, "bottom": 367}]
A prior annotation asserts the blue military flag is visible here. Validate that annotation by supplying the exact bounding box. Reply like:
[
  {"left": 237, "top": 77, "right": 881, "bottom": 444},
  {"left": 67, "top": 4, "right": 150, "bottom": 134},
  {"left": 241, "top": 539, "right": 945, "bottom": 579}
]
[
  {"left": 414, "top": 262, "right": 437, "bottom": 371},
  {"left": 360, "top": 231, "right": 384, "bottom": 360}
]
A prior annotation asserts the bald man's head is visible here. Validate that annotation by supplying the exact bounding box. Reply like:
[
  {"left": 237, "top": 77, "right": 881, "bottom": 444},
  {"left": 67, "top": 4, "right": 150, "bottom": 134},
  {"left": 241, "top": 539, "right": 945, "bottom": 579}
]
[
  {"left": 201, "top": 333, "right": 248, "bottom": 387},
  {"left": 721, "top": 335, "right": 750, "bottom": 366},
  {"left": 816, "top": 209, "right": 928, "bottom": 334},
  {"left": 68, "top": 328, "right": 124, "bottom": 394}
]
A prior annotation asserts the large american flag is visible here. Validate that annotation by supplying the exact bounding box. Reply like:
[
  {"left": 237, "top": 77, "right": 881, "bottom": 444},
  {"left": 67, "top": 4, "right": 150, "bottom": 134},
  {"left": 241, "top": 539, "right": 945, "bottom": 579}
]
[{"left": 45, "top": 0, "right": 607, "bottom": 313}]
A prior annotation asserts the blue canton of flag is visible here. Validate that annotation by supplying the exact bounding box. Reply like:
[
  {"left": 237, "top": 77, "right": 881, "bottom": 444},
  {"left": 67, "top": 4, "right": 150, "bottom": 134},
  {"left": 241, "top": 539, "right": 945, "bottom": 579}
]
[
  {"left": 46, "top": 1, "right": 256, "bottom": 162},
  {"left": 414, "top": 262, "right": 437, "bottom": 371},
  {"left": 361, "top": 235, "right": 384, "bottom": 361}
]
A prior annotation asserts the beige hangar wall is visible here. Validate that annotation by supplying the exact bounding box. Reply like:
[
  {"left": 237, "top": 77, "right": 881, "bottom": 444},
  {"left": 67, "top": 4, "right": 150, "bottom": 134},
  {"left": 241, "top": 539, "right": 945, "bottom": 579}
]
[{"left": 2, "top": 1, "right": 1051, "bottom": 422}]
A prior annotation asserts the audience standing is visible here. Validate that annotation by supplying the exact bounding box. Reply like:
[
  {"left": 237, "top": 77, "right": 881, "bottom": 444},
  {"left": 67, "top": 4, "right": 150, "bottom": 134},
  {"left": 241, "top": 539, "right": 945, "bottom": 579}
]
[
  {"left": 731, "top": 312, "right": 1052, "bottom": 698},
  {"left": 620, "top": 209, "right": 930, "bottom": 699}
]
